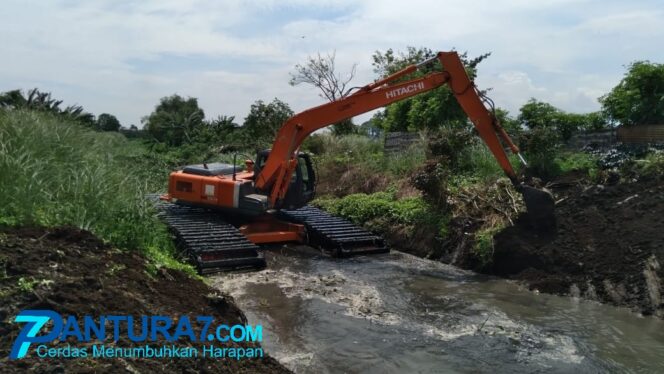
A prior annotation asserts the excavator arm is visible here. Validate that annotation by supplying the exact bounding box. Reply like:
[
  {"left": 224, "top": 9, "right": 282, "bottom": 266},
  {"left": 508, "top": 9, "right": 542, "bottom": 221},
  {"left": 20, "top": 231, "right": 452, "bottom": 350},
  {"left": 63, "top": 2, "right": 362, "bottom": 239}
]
[{"left": 256, "top": 51, "right": 554, "bottom": 222}]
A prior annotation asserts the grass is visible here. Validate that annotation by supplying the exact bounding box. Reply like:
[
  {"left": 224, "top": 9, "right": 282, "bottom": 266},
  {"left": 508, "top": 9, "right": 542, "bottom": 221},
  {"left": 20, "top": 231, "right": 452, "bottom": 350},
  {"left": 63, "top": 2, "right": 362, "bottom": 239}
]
[
  {"left": 555, "top": 152, "right": 598, "bottom": 173},
  {"left": 633, "top": 150, "right": 664, "bottom": 176},
  {"left": 312, "top": 133, "right": 426, "bottom": 177},
  {"left": 473, "top": 225, "right": 505, "bottom": 268},
  {"left": 0, "top": 109, "right": 195, "bottom": 275},
  {"left": 17, "top": 277, "right": 38, "bottom": 293},
  {"left": 382, "top": 143, "right": 426, "bottom": 176}
]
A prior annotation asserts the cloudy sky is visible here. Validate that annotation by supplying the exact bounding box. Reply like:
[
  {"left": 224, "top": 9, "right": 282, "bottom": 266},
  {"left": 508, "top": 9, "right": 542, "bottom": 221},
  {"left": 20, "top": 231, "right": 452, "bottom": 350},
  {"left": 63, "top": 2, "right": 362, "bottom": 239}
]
[{"left": 1, "top": 0, "right": 663, "bottom": 127}]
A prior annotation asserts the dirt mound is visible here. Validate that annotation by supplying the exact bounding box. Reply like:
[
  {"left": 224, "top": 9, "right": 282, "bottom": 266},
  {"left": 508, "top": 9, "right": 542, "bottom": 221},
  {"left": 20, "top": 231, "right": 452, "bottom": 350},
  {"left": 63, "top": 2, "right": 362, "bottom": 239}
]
[
  {"left": 0, "top": 226, "right": 290, "bottom": 373},
  {"left": 490, "top": 177, "right": 664, "bottom": 317}
]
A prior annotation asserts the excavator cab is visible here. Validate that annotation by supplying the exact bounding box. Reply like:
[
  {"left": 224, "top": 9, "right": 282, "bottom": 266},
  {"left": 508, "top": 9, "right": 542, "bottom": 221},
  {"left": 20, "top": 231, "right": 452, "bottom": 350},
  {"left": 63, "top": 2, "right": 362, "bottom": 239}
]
[{"left": 254, "top": 150, "right": 316, "bottom": 210}]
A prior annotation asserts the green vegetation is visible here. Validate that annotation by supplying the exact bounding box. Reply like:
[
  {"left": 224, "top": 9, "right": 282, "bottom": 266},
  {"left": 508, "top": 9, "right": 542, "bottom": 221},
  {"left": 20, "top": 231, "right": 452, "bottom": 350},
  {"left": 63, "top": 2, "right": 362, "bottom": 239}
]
[
  {"left": 639, "top": 151, "right": 664, "bottom": 175},
  {"left": 556, "top": 152, "right": 600, "bottom": 175},
  {"left": 140, "top": 94, "right": 295, "bottom": 165},
  {"left": 96, "top": 113, "right": 121, "bottom": 132},
  {"left": 0, "top": 88, "right": 96, "bottom": 128},
  {"left": 0, "top": 109, "right": 194, "bottom": 275},
  {"left": 315, "top": 191, "right": 450, "bottom": 247},
  {"left": 473, "top": 225, "right": 504, "bottom": 267},
  {"left": 619, "top": 150, "right": 664, "bottom": 180},
  {"left": 316, "top": 191, "right": 443, "bottom": 228},
  {"left": 142, "top": 94, "right": 206, "bottom": 146},
  {"left": 517, "top": 99, "right": 608, "bottom": 141},
  {"left": 242, "top": 98, "right": 294, "bottom": 149},
  {"left": 17, "top": 277, "right": 38, "bottom": 293},
  {"left": 601, "top": 61, "right": 664, "bottom": 126}
]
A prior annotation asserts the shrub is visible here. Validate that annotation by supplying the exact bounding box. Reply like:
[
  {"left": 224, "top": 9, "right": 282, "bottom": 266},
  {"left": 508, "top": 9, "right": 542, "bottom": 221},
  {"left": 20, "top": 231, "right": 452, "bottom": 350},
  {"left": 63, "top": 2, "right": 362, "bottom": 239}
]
[
  {"left": 556, "top": 152, "right": 599, "bottom": 175},
  {"left": 314, "top": 192, "right": 444, "bottom": 228},
  {"left": 519, "top": 126, "right": 562, "bottom": 179},
  {"left": 473, "top": 225, "right": 504, "bottom": 268}
]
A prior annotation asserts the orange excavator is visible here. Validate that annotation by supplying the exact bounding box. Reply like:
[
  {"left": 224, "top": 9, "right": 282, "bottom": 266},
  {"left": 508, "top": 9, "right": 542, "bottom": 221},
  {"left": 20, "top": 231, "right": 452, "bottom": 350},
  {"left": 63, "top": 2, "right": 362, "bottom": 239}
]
[{"left": 157, "top": 51, "right": 554, "bottom": 274}]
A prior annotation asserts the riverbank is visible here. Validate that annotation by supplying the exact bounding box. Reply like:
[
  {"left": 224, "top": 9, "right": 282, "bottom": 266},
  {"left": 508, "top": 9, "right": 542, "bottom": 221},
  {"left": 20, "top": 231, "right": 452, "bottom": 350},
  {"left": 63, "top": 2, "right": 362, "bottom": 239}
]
[
  {"left": 313, "top": 141, "right": 664, "bottom": 317},
  {"left": 0, "top": 226, "right": 290, "bottom": 373},
  {"left": 488, "top": 175, "right": 664, "bottom": 317}
]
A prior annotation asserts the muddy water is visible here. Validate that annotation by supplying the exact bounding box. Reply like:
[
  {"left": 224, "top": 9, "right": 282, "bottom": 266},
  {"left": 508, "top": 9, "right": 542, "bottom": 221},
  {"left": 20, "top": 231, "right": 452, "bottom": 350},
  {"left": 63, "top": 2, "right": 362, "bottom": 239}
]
[{"left": 212, "top": 247, "right": 664, "bottom": 373}]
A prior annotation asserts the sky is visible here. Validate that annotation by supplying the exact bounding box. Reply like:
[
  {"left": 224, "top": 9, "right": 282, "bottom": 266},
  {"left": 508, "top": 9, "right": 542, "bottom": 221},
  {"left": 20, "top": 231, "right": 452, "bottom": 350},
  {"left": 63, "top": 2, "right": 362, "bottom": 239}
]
[{"left": 1, "top": 0, "right": 663, "bottom": 128}]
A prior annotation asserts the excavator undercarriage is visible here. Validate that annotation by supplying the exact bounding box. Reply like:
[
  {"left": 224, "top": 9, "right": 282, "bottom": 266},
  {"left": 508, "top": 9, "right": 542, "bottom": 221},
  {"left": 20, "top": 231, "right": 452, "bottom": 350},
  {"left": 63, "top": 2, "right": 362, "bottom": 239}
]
[{"left": 153, "top": 196, "right": 388, "bottom": 273}]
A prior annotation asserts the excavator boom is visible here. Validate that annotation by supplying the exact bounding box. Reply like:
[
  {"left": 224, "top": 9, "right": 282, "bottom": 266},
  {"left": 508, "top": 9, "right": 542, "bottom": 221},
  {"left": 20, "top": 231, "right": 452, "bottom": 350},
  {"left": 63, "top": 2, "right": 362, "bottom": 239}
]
[{"left": 256, "top": 51, "right": 553, "bottom": 223}]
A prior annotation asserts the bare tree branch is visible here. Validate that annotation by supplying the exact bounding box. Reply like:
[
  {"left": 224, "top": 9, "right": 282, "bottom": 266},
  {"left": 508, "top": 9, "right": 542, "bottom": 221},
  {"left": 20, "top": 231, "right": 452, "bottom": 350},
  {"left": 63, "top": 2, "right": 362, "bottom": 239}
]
[{"left": 289, "top": 51, "right": 357, "bottom": 101}]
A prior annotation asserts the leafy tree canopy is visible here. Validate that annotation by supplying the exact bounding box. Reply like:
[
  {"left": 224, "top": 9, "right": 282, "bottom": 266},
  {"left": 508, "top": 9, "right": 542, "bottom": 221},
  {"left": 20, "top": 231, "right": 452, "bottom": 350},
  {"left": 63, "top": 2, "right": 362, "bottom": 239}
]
[
  {"left": 370, "top": 47, "right": 491, "bottom": 132},
  {"left": 142, "top": 95, "right": 205, "bottom": 146},
  {"left": 96, "top": 113, "right": 121, "bottom": 132},
  {"left": 517, "top": 98, "right": 608, "bottom": 141},
  {"left": 192, "top": 115, "right": 239, "bottom": 146},
  {"left": 600, "top": 61, "right": 664, "bottom": 125},
  {"left": 242, "top": 98, "right": 294, "bottom": 150}
]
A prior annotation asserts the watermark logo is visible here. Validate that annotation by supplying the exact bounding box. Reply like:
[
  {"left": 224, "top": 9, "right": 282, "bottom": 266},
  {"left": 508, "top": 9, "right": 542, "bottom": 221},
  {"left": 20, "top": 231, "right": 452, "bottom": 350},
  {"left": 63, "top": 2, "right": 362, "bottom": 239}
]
[
  {"left": 9, "top": 309, "right": 263, "bottom": 360},
  {"left": 11, "top": 310, "right": 62, "bottom": 359}
]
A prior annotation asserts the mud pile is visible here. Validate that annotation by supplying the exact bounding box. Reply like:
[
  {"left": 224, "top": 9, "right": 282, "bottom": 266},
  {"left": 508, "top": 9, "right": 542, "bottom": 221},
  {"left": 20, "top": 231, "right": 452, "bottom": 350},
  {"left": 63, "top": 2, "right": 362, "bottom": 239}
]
[
  {"left": 0, "top": 227, "right": 290, "bottom": 373},
  {"left": 490, "top": 177, "right": 664, "bottom": 317}
]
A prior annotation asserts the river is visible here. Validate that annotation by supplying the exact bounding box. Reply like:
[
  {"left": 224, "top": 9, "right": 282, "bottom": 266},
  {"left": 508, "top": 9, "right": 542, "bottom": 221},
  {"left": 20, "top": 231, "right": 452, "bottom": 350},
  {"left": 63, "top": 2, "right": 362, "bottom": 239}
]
[{"left": 212, "top": 246, "right": 664, "bottom": 373}]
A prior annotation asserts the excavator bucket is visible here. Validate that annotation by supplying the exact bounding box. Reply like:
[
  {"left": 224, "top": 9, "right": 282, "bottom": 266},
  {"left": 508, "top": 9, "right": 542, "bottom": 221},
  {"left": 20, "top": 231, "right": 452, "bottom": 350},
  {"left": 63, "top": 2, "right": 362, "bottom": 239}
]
[{"left": 520, "top": 185, "right": 556, "bottom": 230}]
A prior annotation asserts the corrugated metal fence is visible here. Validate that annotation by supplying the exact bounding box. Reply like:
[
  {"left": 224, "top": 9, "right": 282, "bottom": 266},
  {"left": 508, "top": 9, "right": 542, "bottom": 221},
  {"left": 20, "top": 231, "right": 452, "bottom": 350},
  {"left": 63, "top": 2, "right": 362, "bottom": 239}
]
[
  {"left": 568, "top": 124, "right": 664, "bottom": 149},
  {"left": 384, "top": 132, "right": 421, "bottom": 154},
  {"left": 567, "top": 129, "right": 617, "bottom": 149},
  {"left": 617, "top": 124, "right": 664, "bottom": 144},
  {"left": 385, "top": 125, "right": 664, "bottom": 154}
]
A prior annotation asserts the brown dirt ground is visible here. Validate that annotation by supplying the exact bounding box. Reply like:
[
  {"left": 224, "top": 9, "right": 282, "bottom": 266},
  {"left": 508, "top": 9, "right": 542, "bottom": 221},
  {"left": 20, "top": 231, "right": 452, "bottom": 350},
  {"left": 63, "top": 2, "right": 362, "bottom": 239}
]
[
  {"left": 489, "top": 176, "right": 664, "bottom": 317},
  {"left": 0, "top": 227, "right": 291, "bottom": 373}
]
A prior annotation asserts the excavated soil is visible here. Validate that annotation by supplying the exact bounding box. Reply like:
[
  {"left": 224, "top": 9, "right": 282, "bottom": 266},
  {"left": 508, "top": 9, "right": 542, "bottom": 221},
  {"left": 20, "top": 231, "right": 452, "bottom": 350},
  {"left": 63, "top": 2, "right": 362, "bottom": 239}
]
[
  {"left": 0, "top": 227, "right": 290, "bottom": 373},
  {"left": 489, "top": 177, "right": 664, "bottom": 317}
]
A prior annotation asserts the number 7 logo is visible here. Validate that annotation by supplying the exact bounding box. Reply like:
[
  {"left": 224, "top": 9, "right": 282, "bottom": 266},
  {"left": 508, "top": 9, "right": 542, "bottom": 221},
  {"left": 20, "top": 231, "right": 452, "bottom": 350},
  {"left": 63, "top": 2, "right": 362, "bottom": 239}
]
[{"left": 10, "top": 310, "right": 62, "bottom": 360}]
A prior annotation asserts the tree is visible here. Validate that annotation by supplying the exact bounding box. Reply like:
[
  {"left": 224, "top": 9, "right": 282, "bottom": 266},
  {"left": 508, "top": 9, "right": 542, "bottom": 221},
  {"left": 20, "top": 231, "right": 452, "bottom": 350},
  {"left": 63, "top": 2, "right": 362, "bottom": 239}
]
[
  {"left": 0, "top": 90, "right": 29, "bottom": 109},
  {"left": 582, "top": 111, "right": 610, "bottom": 131},
  {"left": 207, "top": 115, "right": 238, "bottom": 137},
  {"left": 289, "top": 51, "right": 357, "bottom": 136},
  {"left": 242, "top": 98, "right": 294, "bottom": 150},
  {"left": 0, "top": 88, "right": 62, "bottom": 111},
  {"left": 142, "top": 95, "right": 205, "bottom": 146},
  {"left": 96, "top": 113, "right": 121, "bottom": 132},
  {"left": 0, "top": 88, "right": 95, "bottom": 127},
  {"left": 517, "top": 98, "right": 609, "bottom": 142},
  {"left": 192, "top": 115, "right": 240, "bottom": 146},
  {"left": 370, "top": 47, "right": 491, "bottom": 132},
  {"left": 600, "top": 61, "right": 664, "bottom": 125},
  {"left": 517, "top": 99, "right": 561, "bottom": 130}
]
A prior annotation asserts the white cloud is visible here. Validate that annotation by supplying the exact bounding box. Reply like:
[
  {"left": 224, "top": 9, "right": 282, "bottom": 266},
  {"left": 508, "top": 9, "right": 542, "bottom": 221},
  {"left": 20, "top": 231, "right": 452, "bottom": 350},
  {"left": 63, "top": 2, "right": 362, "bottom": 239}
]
[{"left": 0, "top": 0, "right": 662, "bottom": 127}]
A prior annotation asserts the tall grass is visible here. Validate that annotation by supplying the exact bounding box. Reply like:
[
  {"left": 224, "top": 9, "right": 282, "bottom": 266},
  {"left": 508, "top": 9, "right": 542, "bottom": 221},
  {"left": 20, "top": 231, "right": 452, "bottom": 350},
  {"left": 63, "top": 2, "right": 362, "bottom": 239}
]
[
  {"left": 318, "top": 134, "right": 384, "bottom": 165},
  {"left": 382, "top": 142, "right": 426, "bottom": 176},
  {"left": 0, "top": 109, "right": 193, "bottom": 273},
  {"left": 313, "top": 133, "right": 427, "bottom": 177}
]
